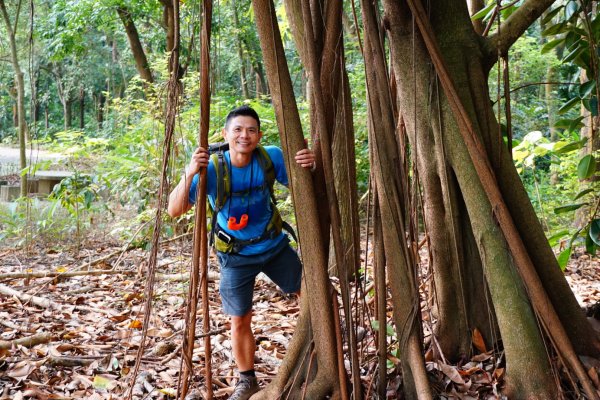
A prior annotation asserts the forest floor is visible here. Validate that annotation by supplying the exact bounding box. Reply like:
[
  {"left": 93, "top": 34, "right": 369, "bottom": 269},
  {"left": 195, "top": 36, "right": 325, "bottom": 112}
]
[{"left": 0, "top": 219, "right": 599, "bottom": 399}]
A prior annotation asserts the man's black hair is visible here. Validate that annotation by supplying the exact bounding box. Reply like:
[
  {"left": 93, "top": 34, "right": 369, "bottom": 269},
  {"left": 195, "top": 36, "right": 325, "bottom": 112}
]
[{"left": 225, "top": 105, "right": 261, "bottom": 131}]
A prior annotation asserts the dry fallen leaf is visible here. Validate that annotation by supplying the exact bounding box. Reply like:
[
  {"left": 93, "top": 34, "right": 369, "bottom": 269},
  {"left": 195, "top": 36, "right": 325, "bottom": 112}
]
[
  {"left": 471, "top": 328, "right": 487, "bottom": 353},
  {"left": 7, "top": 361, "right": 36, "bottom": 379},
  {"left": 128, "top": 320, "right": 143, "bottom": 329},
  {"left": 438, "top": 362, "right": 465, "bottom": 385}
]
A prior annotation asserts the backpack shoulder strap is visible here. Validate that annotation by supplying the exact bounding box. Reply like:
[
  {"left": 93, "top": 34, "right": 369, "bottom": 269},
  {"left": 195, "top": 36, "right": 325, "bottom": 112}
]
[
  {"left": 211, "top": 151, "right": 230, "bottom": 211},
  {"left": 255, "top": 145, "right": 275, "bottom": 199}
]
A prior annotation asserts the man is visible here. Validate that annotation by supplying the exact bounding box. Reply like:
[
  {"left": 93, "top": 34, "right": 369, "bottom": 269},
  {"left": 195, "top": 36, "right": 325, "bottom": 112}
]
[{"left": 168, "top": 105, "right": 314, "bottom": 400}]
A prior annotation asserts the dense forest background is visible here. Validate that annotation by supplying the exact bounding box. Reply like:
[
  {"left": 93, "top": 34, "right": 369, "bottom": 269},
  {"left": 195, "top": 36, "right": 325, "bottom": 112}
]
[{"left": 0, "top": 0, "right": 596, "bottom": 256}]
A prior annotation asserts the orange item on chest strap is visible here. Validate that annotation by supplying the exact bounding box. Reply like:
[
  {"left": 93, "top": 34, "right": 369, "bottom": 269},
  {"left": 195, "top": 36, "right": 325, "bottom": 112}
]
[{"left": 228, "top": 214, "right": 248, "bottom": 230}]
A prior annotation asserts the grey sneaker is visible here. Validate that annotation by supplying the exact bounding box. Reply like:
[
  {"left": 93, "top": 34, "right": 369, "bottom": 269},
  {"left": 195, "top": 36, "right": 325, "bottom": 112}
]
[{"left": 229, "top": 376, "right": 259, "bottom": 400}]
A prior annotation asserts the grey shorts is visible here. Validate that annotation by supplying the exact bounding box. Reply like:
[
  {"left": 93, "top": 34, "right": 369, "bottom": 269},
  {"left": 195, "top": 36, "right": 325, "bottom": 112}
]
[{"left": 217, "top": 238, "right": 302, "bottom": 316}]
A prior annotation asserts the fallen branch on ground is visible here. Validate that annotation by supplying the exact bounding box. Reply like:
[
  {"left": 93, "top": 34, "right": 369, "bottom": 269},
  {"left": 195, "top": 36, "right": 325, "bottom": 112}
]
[
  {"left": 0, "top": 319, "right": 20, "bottom": 331},
  {"left": 0, "top": 269, "right": 218, "bottom": 282},
  {"left": 45, "top": 356, "right": 96, "bottom": 367},
  {"left": 0, "top": 284, "right": 61, "bottom": 309},
  {"left": 0, "top": 332, "right": 53, "bottom": 350}
]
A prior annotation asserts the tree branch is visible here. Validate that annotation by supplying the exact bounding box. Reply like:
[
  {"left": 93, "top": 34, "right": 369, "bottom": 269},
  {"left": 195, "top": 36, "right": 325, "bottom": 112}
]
[
  {"left": 0, "top": 332, "right": 52, "bottom": 350},
  {"left": 486, "top": 0, "right": 556, "bottom": 57}
]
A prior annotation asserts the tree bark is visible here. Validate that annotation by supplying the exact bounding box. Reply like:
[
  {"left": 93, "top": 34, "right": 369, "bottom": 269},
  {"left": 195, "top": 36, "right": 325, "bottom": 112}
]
[
  {"left": 468, "top": 0, "right": 485, "bottom": 34},
  {"left": 231, "top": 0, "right": 249, "bottom": 98},
  {"left": 0, "top": 0, "right": 27, "bottom": 198},
  {"left": 158, "top": 0, "right": 175, "bottom": 52},
  {"left": 97, "top": 92, "right": 105, "bottom": 129},
  {"left": 394, "top": 0, "right": 598, "bottom": 397},
  {"left": 64, "top": 99, "right": 72, "bottom": 130},
  {"left": 252, "top": 0, "right": 340, "bottom": 397},
  {"left": 79, "top": 86, "right": 85, "bottom": 129},
  {"left": 117, "top": 6, "right": 153, "bottom": 83},
  {"left": 361, "top": 0, "right": 432, "bottom": 398}
]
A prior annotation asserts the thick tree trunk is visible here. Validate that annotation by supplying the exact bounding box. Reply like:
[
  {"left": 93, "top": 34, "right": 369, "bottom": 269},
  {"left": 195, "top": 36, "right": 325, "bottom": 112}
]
[
  {"left": 252, "top": 0, "right": 341, "bottom": 398},
  {"left": 383, "top": 0, "right": 477, "bottom": 360},
  {"left": 283, "top": 0, "right": 331, "bottom": 256},
  {"left": 117, "top": 6, "right": 153, "bottom": 83},
  {"left": 361, "top": 1, "right": 432, "bottom": 398},
  {"left": 383, "top": 0, "right": 599, "bottom": 397}
]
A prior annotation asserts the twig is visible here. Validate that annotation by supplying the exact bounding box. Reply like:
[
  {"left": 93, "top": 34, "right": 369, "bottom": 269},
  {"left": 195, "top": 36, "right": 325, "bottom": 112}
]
[
  {"left": 45, "top": 355, "right": 96, "bottom": 367},
  {"left": 0, "top": 318, "right": 20, "bottom": 330},
  {"left": 0, "top": 283, "right": 60, "bottom": 309},
  {"left": 0, "top": 269, "right": 218, "bottom": 282},
  {"left": 0, "top": 332, "right": 52, "bottom": 349}
]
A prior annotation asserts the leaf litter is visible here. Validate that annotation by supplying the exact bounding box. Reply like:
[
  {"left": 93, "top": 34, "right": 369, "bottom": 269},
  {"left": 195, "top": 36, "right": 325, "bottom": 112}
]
[{"left": 0, "top": 236, "right": 598, "bottom": 399}]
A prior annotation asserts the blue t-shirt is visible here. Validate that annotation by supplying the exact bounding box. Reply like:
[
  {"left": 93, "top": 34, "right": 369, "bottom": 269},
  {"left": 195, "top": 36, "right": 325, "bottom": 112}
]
[{"left": 188, "top": 145, "right": 289, "bottom": 255}]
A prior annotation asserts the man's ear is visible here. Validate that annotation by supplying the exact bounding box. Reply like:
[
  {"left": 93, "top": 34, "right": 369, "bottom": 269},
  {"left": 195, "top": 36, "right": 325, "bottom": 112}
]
[
  {"left": 258, "top": 130, "right": 263, "bottom": 140},
  {"left": 221, "top": 128, "right": 227, "bottom": 139}
]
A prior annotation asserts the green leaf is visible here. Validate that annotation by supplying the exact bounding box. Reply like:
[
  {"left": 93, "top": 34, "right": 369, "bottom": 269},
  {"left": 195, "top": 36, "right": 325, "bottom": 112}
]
[
  {"left": 573, "top": 188, "right": 595, "bottom": 200},
  {"left": 553, "top": 118, "right": 574, "bottom": 129},
  {"left": 471, "top": 3, "right": 495, "bottom": 20},
  {"left": 541, "top": 38, "right": 564, "bottom": 54},
  {"left": 92, "top": 375, "right": 111, "bottom": 390},
  {"left": 568, "top": 118, "right": 585, "bottom": 132},
  {"left": 543, "top": 22, "right": 567, "bottom": 36},
  {"left": 548, "top": 230, "right": 569, "bottom": 247},
  {"left": 590, "top": 219, "right": 600, "bottom": 246},
  {"left": 564, "top": 31, "right": 581, "bottom": 49},
  {"left": 542, "top": 6, "right": 563, "bottom": 25},
  {"left": 500, "top": 5, "right": 518, "bottom": 19},
  {"left": 577, "top": 154, "right": 596, "bottom": 180},
  {"left": 371, "top": 320, "right": 395, "bottom": 336},
  {"left": 558, "top": 97, "right": 580, "bottom": 114},
  {"left": 564, "top": 1, "right": 580, "bottom": 20},
  {"left": 557, "top": 247, "right": 572, "bottom": 270},
  {"left": 563, "top": 45, "right": 585, "bottom": 63},
  {"left": 585, "top": 230, "right": 598, "bottom": 255},
  {"left": 579, "top": 80, "right": 596, "bottom": 98},
  {"left": 554, "top": 203, "right": 587, "bottom": 214},
  {"left": 554, "top": 138, "right": 587, "bottom": 154}
]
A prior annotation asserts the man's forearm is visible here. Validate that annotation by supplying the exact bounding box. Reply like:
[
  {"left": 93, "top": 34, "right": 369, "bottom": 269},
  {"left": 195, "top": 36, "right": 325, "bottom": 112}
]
[{"left": 167, "top": 171, "right": 197, "bottom": 217}]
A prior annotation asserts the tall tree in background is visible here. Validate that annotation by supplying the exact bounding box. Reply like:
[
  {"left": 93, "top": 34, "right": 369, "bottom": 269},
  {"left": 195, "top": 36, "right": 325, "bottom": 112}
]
[
  {"left": 0, "top": 0, "right": 27, "bottom": 197},
  {"left": 117, "top": 5, "right": 153, "bottom": 83}
]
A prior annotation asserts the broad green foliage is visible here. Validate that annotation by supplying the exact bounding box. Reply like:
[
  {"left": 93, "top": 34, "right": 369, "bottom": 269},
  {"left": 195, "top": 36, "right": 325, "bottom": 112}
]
[
  {"left": 541, "top": 1, "right": 599, "bottom": 119},
  {"left": 0, "top": 194, "right": 107, "bottom": 247},
  {"left": 7, "top": 0, "right": 597, "bottom": 269},
  {"left": 480, "top": 0, "right": 600, "bottom": 265},
  {"left": 512, "top": 129, "right": 599, "bottom": 267}
]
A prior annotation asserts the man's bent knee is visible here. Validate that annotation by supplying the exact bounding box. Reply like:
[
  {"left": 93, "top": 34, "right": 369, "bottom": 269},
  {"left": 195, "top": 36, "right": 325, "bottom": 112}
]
[{"left": 231, "top": 311, "right": 253, "bottom": 333}]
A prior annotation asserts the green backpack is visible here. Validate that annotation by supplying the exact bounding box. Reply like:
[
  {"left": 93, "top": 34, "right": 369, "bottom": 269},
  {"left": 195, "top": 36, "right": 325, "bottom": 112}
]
[{"left": 208, "top": 143, "right": 296, "bottom": 253}]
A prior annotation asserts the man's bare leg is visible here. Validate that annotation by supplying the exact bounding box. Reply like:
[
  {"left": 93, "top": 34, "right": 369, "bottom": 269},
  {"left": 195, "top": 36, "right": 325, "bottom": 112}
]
[
  {"left": 229, "top": 311, "right": 260, "bottom": 400},
  {"left": 231, "top": 311, "right": 255, "bottom": 371}
]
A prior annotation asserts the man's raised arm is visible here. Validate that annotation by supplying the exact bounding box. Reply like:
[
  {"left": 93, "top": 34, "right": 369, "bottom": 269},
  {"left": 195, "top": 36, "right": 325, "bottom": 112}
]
[{"left": 167, "top": 147, "right": 209, "bottom": 218}]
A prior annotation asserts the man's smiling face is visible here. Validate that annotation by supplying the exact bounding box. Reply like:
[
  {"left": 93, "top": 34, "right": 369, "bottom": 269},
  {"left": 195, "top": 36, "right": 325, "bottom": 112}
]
[{"left": 222, "top": 115, "right": 263, "bottom": 156}]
